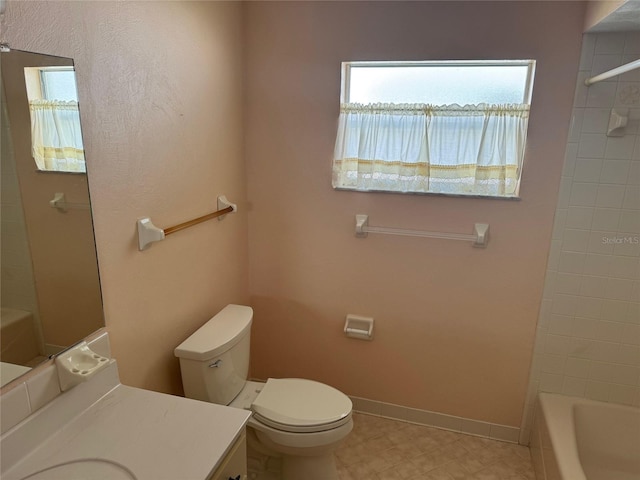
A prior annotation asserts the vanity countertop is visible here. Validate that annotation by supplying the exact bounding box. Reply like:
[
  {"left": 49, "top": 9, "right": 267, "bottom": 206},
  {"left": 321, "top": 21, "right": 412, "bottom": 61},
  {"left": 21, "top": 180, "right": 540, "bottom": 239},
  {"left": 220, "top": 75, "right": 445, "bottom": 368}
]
[{"left": 1, "top": 362, "right": 250, "bottom": 480}]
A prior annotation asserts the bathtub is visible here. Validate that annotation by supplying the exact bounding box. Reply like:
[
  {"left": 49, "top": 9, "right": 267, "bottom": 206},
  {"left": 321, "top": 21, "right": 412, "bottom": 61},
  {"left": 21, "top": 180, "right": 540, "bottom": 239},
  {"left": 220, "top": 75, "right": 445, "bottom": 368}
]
[
  {"left": 531, "top": 393, "right": 640, "bottom": 480},
  {"left": 0, "top": 307, "right": 39, "bottom": 366}
]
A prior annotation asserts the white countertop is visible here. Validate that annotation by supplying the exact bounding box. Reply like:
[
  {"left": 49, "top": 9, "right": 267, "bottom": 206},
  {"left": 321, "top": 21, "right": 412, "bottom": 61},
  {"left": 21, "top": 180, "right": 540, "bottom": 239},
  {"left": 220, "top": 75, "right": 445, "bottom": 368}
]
[{"left": 1, "top": 362, "right": 250, "bottom": 480}]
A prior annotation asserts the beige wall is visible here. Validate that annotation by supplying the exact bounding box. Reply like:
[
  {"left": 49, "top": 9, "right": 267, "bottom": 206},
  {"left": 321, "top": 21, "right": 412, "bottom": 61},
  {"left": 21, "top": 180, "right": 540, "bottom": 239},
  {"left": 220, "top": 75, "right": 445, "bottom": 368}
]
[
  {"left": 244, "top": 1, "right": 585, "bottom": 427},
  {"left": 1, "top": 1, "right": 248, "bottom": 394},
  {"left": 2, "top": 1, "right": 589, "bottom": 427}
]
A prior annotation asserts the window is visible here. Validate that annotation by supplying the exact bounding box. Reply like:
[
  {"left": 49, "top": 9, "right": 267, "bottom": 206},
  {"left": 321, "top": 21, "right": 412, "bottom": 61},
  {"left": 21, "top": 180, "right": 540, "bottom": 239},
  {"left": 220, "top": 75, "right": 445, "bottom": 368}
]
[
  {"left": 39, "top": 68, "right": 79, "bottom": 101},
  {"left": 332, "top": 60, "right": 536, "bottom": 197},
  {"left": 24, "top": 66, "right": 86, "bottom": 173}
]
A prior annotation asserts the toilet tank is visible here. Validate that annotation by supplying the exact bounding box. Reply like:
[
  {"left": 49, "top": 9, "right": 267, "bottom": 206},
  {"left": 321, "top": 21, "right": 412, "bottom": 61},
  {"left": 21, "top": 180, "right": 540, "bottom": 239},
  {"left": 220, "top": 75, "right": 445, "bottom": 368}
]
[{"left": 174, "top": 304, "right": 252, "bottom": 405}]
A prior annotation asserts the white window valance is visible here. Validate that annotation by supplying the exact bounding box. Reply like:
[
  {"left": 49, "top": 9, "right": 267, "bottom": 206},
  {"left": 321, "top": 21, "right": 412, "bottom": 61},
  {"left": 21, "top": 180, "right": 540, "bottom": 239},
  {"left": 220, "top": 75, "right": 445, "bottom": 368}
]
[
  {"left": 332, "top": 102, "right": 530, "bottom": 197},
  {"left": 29, "top": 99, "right": 86, "bottom": 173}
]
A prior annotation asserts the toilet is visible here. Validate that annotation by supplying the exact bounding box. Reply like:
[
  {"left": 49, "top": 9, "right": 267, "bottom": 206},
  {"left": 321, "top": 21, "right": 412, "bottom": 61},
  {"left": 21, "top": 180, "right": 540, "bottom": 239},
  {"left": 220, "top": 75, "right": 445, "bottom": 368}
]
[{"left": 174, "top": 304, "right": 353, "bottom": 480}]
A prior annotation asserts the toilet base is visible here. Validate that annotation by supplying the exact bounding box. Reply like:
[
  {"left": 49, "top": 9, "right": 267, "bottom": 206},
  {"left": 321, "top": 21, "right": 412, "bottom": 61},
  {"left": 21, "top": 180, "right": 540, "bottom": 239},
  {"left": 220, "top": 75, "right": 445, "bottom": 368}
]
[
  {"left": 281, "top": 453, "right": 338, "bottom": 480},
  {"left": 246, "top": 425, "right": 342, "bottom": 480}
]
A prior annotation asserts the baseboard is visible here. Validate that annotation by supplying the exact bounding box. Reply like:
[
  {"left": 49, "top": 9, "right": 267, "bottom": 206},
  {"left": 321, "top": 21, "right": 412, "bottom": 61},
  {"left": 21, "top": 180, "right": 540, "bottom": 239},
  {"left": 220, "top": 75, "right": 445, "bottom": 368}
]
[{"left": 349, "top": 396, "right": 521, "bottom": 444}]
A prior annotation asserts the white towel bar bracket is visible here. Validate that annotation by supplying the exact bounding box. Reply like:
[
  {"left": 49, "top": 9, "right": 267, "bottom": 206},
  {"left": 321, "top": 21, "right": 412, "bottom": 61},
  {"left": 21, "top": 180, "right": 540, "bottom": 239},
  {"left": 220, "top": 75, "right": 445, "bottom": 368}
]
[{"left": 355, "top": 214, "right": 490, "bottom": 248}]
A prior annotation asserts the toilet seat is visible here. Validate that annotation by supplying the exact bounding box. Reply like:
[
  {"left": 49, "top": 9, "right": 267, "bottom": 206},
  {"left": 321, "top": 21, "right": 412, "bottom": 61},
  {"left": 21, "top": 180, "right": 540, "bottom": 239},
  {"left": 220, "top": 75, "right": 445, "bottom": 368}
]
[{"left": 251, "top": 378, "right": 352, "bottom": 434}]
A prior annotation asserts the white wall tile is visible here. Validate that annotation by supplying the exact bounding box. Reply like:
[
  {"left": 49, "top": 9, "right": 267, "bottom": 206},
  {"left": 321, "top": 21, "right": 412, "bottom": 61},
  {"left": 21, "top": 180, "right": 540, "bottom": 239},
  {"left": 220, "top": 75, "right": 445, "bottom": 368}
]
[
  {"left": 573, "top": 316, "right": 600, "bottom": 339},
  {"left": 586, "top": 81, "right": 617, "bottom": 108},
  {"left": 615, "top": 82, "right": 640, "bottom": 110},
  {"left": 626, "top": 302, "right": 639, "bottom": 323},
  {"left": 610, "top": 256, "right": 639, "bottom": 280},
  {"left": 562, "top": 376, "right": 587, "bottom": 396},
  {"left": 595, "top": 320, "right": 625, "bottom": 343},
  {"left": 585, "top": 380, "right": 610, "bottom": 401},
  {"left": 629, "top": 162, "right": 640, "bottom": 186},
  {"left": 617, "top": 344, "right": 640, "bottom": 366},
  {"left": 558, "top": 252, "right": 585, "bottom": 274},
  {"left": 566, "top": 206, "right": 594, "bottom": 229},
  {"left": 623, "top": 185, "right": 640, "bottom": 209},
  {"left": 606, "top": 277, "right": 635, "bottom": 301},
  {"left": 601, "top": 299, "right": 630, "bottom": 322},
  {"left": 581, "top": 108, "right": 611, "bottom": 133},
  {"left": 606, "top": 134, "right": 637, "bottom": 160},
  {"left": 619, "top": 210, "right": 640, "bottom": 233},
  {"left": 540, "top": 354, "right": 566, "bottom": 375},
  {"left": 584, "top": 253, "right": 612, "bottom": 276},
  {"left": 574, "top": 158, "right": 603, "bottom": 182},
  {"left": 624, "top": 33, "right": 640, "bottom": 54},
  {"left": 578, "top": 134, "right": 607, "bottom": 158},
  {"left": 561, "top": 229, "right": 590, "bottom": 253},
  {"left": 548, "top": 313, "right": 574, "bottom": 336},
  {"left": 600, "top": 160, "right": 631, "bottom": 184},
  {"left": 562, "top": 143, "right": 579, "bottom": 177},
  {"left": 564, "top": 357, "right": 591, "bottom": 378},
  {"left": 596, "top": 184, "right": 626, "bottom": 208},
  {"left": 544, "top": 334, "right": 573, "bottom": 356},
  {"left": 589, "top": 361, "right": 639, "bottom": 386},
  {"left": 588, "top": 231, "right": 616, "bottom": 254},
  {"left": 569, "top": 109, "right": 584, "bottom": 143},
  {"left": 608, "top": 384, "right": 636, "bottom": 405},
  {"left": 580, "top": 275, "right": 609, "bottom": 297},
  {"left": 539, "top": 372, "right": 563, "bottom": 393},
  {"left": 523, "top": 32, "right": 640, "bottom": 442},
  {"left": 622, "top": 323, "right": 640, "bottom": 345},
  {"left": 613, "top": 238, "right": 640, "bottom": 257},
  {"left": 570, "top": 183, "right": 598, "bottom": 206},
  {"left": 575, "top": 296, "right": 604, "bottom": 319}
]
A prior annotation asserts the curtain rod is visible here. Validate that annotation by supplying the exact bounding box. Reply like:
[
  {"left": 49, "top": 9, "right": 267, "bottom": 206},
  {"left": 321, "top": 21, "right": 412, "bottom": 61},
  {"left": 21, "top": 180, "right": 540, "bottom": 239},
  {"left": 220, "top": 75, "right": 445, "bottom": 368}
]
[{"left": 585, "top": 58, "right": 640, "bottom": 86}]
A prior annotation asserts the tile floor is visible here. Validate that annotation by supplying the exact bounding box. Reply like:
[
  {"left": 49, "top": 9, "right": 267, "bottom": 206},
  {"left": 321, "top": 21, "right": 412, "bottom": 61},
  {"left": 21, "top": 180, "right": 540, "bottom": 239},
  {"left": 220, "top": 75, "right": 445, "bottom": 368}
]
[{"left": 335, "top": 413, "right": 535, "bottom": 480}]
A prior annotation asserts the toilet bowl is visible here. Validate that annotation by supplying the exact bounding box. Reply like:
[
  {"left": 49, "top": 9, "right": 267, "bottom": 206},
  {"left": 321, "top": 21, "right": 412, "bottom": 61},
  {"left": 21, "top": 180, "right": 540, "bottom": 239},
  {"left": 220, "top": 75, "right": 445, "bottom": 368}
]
[{"left": 174, "top": 305, "right": 353, "bottom": 480}]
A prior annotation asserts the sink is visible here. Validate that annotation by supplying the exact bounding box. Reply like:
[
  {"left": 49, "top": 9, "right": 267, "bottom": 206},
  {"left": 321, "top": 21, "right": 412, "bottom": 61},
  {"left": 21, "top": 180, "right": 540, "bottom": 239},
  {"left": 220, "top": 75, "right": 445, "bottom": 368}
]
[{"left": 19, "top": 459, "right": 137, "bottom": 480}]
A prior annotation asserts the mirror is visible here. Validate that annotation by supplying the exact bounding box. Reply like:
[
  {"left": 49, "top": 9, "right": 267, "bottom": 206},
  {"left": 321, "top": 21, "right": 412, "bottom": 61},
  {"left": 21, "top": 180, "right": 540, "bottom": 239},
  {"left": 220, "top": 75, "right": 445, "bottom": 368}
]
[{"left": 1, "top": 48, "right": 104, "bottom": 387}]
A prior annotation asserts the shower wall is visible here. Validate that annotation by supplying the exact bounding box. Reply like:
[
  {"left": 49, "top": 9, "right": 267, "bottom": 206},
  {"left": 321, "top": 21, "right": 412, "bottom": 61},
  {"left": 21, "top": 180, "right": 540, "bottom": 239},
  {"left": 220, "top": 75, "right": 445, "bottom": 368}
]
[{"left": 521, "top": 31, "right": 640, "bottom": 443}]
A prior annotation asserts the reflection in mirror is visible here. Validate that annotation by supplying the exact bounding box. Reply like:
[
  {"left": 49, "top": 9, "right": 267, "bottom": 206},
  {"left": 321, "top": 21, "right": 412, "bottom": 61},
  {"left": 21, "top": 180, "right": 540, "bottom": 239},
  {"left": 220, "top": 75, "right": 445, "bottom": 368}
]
[{"left": 1, "top": 49, "right": 104, "bottom": 387}]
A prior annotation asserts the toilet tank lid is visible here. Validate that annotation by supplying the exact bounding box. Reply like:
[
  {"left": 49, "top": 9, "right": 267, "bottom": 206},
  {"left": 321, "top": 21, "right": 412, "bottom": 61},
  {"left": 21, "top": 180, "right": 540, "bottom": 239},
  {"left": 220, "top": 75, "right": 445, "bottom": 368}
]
[{"left": 174, "top": 304, "right": 253, "bottom": 361}]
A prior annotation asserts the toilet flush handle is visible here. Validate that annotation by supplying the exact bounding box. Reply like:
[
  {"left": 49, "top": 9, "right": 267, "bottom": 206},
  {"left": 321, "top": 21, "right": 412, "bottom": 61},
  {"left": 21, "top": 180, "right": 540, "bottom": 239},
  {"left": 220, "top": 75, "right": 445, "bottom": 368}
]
[{"left": 209, "top": 359, "right": 223, "bottom": 368}]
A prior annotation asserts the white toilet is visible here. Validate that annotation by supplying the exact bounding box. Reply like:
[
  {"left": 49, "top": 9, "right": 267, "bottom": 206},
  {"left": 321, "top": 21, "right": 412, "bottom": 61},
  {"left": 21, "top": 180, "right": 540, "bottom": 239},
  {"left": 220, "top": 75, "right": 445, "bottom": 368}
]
[{"left": 174, "top": 304, "right": 353, "bottom": 480}]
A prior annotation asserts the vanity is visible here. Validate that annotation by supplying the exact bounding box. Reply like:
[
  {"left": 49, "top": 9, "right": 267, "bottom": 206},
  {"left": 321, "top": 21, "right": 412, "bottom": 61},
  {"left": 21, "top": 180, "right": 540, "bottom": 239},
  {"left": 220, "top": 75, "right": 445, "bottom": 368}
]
[{"left": 1, "top": 342, "right": 250, "bottom": 480}]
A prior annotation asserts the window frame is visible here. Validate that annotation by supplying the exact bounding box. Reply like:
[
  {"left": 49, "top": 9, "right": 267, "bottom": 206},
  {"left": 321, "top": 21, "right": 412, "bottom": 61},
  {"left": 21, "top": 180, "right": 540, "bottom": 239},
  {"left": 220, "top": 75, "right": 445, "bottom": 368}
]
[
  {"left": 335, "top": 60, "right": 537, "bottom": 199},
  {"left": 341, "top": 60, "right": 536, "bottom": 106}
]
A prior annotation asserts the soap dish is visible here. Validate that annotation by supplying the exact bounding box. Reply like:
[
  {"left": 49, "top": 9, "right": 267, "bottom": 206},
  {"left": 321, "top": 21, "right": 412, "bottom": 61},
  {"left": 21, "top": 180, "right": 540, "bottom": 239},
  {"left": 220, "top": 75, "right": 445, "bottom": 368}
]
[{"left": 55, "top": 342, "right": 110, "bottom": 391}]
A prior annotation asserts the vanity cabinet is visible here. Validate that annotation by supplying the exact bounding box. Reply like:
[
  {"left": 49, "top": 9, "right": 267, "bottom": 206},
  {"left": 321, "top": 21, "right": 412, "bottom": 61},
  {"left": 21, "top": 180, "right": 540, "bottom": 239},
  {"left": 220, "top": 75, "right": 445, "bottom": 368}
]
[{"left": 208, "top": 430, "right": 247, "bottom": 480}]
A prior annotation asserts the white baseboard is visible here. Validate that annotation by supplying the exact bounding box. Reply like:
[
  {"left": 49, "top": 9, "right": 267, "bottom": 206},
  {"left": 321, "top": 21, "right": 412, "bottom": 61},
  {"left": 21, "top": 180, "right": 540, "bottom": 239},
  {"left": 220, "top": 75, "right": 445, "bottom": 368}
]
[{"left": 349, "top": 396, "right": 521, "bottom": 444}]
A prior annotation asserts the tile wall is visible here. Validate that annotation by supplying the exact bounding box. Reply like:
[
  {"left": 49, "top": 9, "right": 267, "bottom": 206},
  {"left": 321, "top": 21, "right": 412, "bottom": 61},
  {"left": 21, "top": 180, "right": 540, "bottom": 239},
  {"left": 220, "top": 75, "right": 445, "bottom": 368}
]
[
  {"left": 520, "top": 32, "right": 640, "bottom": 444},
  {"left": 0, "top": 330, "right": 111, "bottom": 435}
]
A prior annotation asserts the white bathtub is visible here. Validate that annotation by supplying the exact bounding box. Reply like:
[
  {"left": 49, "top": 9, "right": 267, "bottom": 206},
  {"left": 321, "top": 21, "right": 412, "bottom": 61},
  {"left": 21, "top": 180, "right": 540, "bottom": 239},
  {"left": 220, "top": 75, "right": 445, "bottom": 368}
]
[
  {"left": 0, "top": 307, "right": 39, "bottom": 365},
  {"left": 531, "top": 393, "right": 640, "bottom": 480}
]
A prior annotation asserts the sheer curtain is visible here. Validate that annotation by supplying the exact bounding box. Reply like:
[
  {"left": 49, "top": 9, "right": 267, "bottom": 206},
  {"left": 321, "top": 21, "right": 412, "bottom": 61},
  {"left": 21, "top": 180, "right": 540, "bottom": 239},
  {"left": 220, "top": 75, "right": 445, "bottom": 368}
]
[
  {"left": 29, "top": 100, "right": 86, "bottom": 173},
  {"left": 333, "top": 103, "right": 529, "bottom": 197}
]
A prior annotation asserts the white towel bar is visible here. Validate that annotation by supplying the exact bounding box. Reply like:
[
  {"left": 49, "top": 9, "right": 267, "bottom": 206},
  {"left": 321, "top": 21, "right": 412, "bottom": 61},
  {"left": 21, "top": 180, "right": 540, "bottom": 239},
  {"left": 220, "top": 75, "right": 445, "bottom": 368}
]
[{"left": 355, "top": 215, "right": 489, "bottom": 247}]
